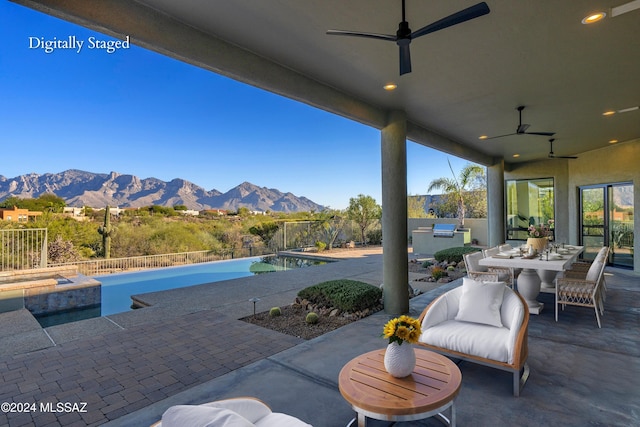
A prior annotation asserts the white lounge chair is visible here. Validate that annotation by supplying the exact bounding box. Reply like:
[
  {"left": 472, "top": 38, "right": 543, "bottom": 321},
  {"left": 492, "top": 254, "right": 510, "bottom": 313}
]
[
  {"left": 418, "top": 278, "right": 530, "bottom": 396},
  {"left": 151, "top": 397, "right": 312, "bottom": 427}
]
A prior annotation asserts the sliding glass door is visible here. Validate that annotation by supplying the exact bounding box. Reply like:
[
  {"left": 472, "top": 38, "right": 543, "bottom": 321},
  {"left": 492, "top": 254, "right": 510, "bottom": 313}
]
[{"left": 579, "top": 183, "right": 634, "bottom": 267}]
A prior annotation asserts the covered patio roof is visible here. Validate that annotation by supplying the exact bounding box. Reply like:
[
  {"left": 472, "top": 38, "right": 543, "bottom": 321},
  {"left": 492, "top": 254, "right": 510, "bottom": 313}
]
[
  {"left": 14, "top": 0, "right": 640, "bottom": 163},
  {"left": 13, "top": 0, "right": 640, "bottom": 311}
]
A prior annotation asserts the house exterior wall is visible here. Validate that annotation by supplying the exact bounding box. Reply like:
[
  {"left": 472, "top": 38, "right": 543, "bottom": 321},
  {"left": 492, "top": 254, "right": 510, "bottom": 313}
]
[
  {"left": 505, "top": 139, "right": 640, "bottom": 273},
  {"left": 0, "top": 207, "right": 43, "bottom": 222}
]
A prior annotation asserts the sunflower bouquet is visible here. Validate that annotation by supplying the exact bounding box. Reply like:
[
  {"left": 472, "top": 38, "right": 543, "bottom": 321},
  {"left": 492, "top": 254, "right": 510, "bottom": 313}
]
[{"left": 382, "top": 315, "right": 422, "bottom": 346}]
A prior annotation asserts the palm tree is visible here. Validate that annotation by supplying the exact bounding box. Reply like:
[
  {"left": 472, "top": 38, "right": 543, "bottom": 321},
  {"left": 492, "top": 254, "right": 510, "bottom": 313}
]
[{"left": 427, "top": 160, "right": 485, "bottom": 228}]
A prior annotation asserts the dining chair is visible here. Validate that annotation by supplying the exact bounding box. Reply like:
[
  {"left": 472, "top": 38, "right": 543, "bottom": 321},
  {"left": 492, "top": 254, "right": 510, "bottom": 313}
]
[
  {"left": 464, "top": 251, "right": 511, "bottom": 286},
  {"left": 479, "top": 247, "right": 514, "bottom": 288},
  {"left": 555, "top": 249, "right": 608, "bottom": 328}
]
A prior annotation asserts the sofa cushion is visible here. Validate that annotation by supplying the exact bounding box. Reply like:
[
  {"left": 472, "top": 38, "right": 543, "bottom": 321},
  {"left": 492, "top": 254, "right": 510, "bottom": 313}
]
[
  {"left": 255, "top": 413, "right": 313, "bottom": 427},
  {"left": 455, "top": 277, "right": 506, "bottom": 327},
  {"left": 420, "top": 320, "right": 511, "bottom": 363},
  {"left": 162, "top": 405, "right": 254, "bottom": 427}
]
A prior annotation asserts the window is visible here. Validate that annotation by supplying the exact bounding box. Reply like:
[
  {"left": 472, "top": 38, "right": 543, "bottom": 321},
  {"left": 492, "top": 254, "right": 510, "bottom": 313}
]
[{"left": 506, "top": 178, "right": 554, "bottom": 240}]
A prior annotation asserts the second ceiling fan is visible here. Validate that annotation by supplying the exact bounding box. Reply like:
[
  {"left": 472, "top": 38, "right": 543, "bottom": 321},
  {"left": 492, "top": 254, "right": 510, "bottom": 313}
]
[
  {"left": 548, "top": 139, "right": 578, "bottom": 159},
  {"left": 484, "top": 106, "right": 555, "bottom": 140},
  {"left": 326, "top": 1, "right": 491, "bottom": 76}
]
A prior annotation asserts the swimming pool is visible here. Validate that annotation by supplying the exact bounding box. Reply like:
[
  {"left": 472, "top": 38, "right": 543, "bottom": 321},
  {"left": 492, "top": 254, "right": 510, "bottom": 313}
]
[{"left": 35, "top": 255, "right": 327, "bottom": 327}]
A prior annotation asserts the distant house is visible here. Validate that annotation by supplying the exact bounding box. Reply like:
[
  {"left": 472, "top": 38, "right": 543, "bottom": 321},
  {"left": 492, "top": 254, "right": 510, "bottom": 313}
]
[
  {"left": 63, "top": 207, "right": 85, "bottom": 218},
  {"left": 95, "top": 206, "right": 124, "bottom": 216},
  {"left": 0, "top": 206, "right": 43, "bottom": 222},
  {"left": 201, "top": 209, "right": 228, "bottom": 216}
]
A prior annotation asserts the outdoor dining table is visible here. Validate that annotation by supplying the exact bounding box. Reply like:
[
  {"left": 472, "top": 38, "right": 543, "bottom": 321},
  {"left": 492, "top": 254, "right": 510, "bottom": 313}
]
[{"left": 479, "top": 245, "right": 584, "bottom": 314}]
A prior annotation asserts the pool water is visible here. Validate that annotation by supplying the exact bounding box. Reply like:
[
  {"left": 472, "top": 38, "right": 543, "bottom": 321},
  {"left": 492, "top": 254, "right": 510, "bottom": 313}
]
[{"left": 35, "top": 255, "right": 327, "bottom": 327}]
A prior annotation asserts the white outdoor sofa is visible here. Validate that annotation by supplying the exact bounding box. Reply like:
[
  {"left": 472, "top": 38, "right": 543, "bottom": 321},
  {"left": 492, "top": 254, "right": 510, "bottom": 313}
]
[{"left": 418, "top": 277, "right": 530, "bottom": 396}]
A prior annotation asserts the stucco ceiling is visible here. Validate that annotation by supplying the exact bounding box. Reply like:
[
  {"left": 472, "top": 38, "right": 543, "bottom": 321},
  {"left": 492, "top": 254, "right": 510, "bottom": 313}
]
[{"left": 18, "top": 0, "right": 640, "bottom": 164}]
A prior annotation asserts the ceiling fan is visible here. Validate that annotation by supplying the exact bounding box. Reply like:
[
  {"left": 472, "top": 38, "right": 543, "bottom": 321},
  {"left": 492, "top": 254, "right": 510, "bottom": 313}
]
[
  {"left": 548, "top": 138, "right": 578, "bottom": 159},
  {"left": 326, "top": 1, "right": 490, "bottom": 76},
  {"left": 484, "top": 106, "right": 555, "bottom": 140}
]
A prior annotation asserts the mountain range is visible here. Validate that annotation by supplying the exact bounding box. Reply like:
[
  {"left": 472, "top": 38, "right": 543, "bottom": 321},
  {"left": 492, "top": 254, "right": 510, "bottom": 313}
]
[{"left": 0, "top": 170, "right": 325, "bottom": 212}]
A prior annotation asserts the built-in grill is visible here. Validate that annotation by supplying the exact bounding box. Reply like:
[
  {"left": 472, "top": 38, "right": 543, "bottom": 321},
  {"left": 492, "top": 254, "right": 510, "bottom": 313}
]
[{"left": 432, "top": 223, "right": 457, "bottom": 238}]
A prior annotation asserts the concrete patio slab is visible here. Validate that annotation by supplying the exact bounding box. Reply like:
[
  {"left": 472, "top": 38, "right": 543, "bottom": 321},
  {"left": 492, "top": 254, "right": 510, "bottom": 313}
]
[{"left": 0, "top": 248, "right": 638, "bottom": 426}]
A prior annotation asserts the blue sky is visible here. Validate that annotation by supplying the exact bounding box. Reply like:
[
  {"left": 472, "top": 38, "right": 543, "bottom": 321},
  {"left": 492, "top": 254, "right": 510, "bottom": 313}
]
[{"left": 1, "top": 1, "right": 478, "bottom": 210}]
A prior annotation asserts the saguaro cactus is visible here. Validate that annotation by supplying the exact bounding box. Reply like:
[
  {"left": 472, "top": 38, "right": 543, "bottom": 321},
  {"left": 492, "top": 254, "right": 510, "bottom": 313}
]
[{"left": 98, "top": 205, "right": 114, "bottom": 259}]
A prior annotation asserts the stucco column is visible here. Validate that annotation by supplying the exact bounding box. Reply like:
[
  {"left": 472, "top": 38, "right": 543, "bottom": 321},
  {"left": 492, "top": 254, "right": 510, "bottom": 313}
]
[
  {"left": 381, "top": 110, "right": 409, "bottom": 315},
  {"left": 487, "top": 159, "right": 506, "bottom": 246}
]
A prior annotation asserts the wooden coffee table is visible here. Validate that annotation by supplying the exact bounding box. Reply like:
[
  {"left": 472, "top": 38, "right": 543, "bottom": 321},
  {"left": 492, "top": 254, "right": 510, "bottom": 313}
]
[{"left": 339, "top": 348, "right": 461, "bottom": 426}]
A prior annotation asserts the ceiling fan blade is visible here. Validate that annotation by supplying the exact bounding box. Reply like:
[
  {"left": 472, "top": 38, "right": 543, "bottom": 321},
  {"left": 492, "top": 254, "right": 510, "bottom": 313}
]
[
  {"left": 548, "top": 138, "right": 577, "bottom": 158},
  {"left": 399, "top": 44, "right": 412, "bottom": 75},
  {"left": 526, "top": 131, "right": 556, "bottom": 136},
  {"left": 549, "top": 154, "right": 579, "bottom": 159},
  {"left": 411, "top": 2, "right": 490, "bottom": 39},
  {"left": 516, "top": 124, "right": 530, "bottom": 134},
  {"left": 483, "top": 132, "right": 517, "bottom": 140},
  {"left": 326, "top": 30, "right": 396, "bottom": 42}
]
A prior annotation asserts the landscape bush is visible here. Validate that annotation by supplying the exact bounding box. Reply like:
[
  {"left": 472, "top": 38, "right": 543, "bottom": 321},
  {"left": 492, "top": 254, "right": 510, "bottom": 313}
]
[
  {"left": 305, "top": 312, "right": 319, "bottom": 324},
  {"left": 421, "top": 260, "right": 433, "bottom": 269},
  {"left": 297, "top": 279, "right": 382, "bottom": 312},
  {"left": 269, "top": 307, "right": 282, "bottom": 317},
  {"left": 434, "top": 247, "right": 481, "bottom": 264},
  {"left": 366, "top": 228, "right": 383, "bottom": 245},
  {"left": 430, "top": 266, "right": 447, "bottom": 281}
]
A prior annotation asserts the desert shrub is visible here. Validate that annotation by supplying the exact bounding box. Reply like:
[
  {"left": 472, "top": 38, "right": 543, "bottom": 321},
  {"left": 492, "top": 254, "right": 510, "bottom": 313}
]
[
  {"left": 269, "top": 307, "right": 282, "bottom": 317},
  {"left": 421, "top": 260, "right": 433, "bottom": 268},
  {"left": 431, "top": 266, "right": 447, "bottom": 281},
  {"left": 315, "top": 241, "right": 327, "bottom": 252},
  {"left": 434, "top": 247, "right": 481, "bottom": 264},
  {"left": 366, "top": 228, "right": 382, "bottom": 245},
  {"left": 298, "top": 279, "right": 382, "bottom": 312},
  {"left": 305, "top": 312, "right": 319, "bottom": 324},
  {"left": 446, "top": 265, "right": 456, "bottom": 272}
]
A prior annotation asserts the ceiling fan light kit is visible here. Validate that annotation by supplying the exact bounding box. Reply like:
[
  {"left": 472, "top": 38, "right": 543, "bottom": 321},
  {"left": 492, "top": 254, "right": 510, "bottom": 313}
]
[{"left": 326, "top": 1, "right": 490, "bottom": 76}]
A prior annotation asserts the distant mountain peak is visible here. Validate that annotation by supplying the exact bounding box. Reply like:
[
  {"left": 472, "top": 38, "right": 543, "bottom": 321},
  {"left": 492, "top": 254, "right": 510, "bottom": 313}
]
[{"left": 0, "top": 170, "right": 324, "bottom": 213}]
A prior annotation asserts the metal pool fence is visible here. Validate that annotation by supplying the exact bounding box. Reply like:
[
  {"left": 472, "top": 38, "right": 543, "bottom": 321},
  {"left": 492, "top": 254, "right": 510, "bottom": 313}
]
[
  {"left": 0, "top": 228, "right": 48, "bottom": 271},
  {"left": 49, "top": 248, "right": 273, "bottom": 276}
]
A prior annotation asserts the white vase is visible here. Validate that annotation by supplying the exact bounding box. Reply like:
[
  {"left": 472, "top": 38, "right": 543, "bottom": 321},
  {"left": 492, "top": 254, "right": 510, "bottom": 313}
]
[{"left": 383, "top": 341, "right": 416, "bottom": 378}]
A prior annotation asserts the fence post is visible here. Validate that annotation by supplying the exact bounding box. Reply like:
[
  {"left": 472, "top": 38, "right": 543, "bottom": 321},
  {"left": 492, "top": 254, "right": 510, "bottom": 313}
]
[{"left": 40, "top": 229, "right": 48, "bottom": 268}]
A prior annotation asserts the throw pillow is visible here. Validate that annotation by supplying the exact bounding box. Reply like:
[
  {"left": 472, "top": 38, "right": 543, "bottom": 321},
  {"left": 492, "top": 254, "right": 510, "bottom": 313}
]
[
  {"left": 455, "top": 277, "right": 506, "bottom": 327},
  {"left": 586, "top": 261, "right": 603, "bottom": 282},
  {"left": 162, "top": 405, "right": 255, "bottom": 427}
]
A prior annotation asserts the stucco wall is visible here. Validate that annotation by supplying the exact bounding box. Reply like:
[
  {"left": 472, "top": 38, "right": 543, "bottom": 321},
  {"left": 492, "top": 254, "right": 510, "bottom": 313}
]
[{"left": 505, "top": 139, "right": 640, "bottom": 273}]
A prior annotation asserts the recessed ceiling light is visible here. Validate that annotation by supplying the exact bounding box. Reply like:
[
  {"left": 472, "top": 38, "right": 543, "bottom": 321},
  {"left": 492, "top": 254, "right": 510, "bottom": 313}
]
[
  {"left": 582, "top": 12, "right": 607, "bottom": 24},
  {"left": 478, "top": 135, "right": 488, "bottom": 140},
  {"left": 513, "top": 153, "right": 520, "bottom": 158},
  {"left": 602, "top": 110, "right": 616, "bottom": 116},
  {"left": 383, "top": 83, "right": 397, "bottom": 91},
  {"left": 609, "top": 139, "right": 618, "bottom": 144}
]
